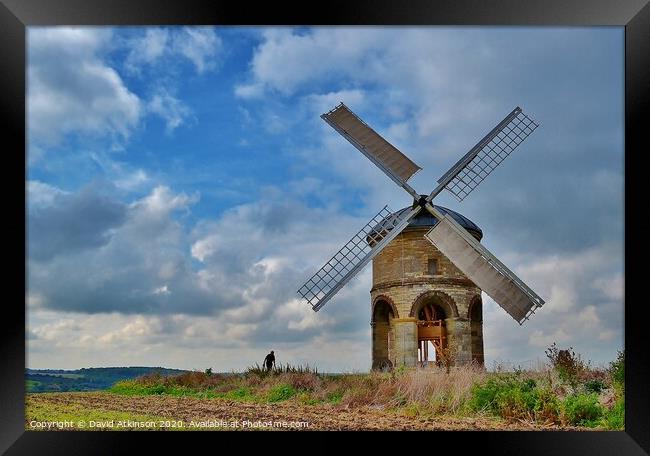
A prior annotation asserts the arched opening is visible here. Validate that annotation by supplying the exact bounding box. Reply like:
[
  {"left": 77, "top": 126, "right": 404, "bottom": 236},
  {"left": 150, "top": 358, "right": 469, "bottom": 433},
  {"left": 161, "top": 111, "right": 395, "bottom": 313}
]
[
  {"left": 372, "top": 299, "right": 395, "bottom": 370},
  {"left": 411, "top": 293, "right": 454, "bottom": 367},
  {"left": 469, "top": 296, "right": 484, "bottom": 366}
]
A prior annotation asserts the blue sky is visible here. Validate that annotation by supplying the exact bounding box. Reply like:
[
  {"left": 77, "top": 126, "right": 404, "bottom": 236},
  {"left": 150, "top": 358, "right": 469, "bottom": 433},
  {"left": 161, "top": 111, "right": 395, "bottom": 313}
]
[{"left": 26, "top": 26, "right": 624, "bottom": 371}]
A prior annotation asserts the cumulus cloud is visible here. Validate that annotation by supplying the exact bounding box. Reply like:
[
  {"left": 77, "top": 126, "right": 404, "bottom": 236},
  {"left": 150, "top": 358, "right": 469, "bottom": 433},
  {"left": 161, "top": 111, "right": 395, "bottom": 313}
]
[
  {"left": 27, "top": 308, "right": 370, "bottom": 371},
  {"left": 236, "top": 27, "right": 623, "bottom": 258},
  {"left": 28, "top": 26, "right": 221, "bottom": 148},
  {"left": 483, "top": 244, "right": 623, "bottom": 366},
  {"left": 26, "top": 180, "right": 375, "bottom": 367},
  {"left": 27, "top": 180, "right": 71, "bottom": 208},
  {"left": 28, "top": 181, "right": 128, "bottom": 261},
  {"left": 28, "top": 27, "right": 141, "bottom": 144}
]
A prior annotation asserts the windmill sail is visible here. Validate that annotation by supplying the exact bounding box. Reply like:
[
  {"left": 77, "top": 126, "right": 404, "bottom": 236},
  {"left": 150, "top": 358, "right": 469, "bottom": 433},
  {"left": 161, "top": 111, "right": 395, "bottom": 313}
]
[
  {"left": 434, "top": 107, "right": 539, "bottom": 202},
  {"left": 322, "top": 103, "right": 422, "bottom": 190},
  {"left": 298, "top": 205, "right": 421, "bottom": 312},
  {"left": 424, "top": 214, "right": 544, "bottom": 324}
]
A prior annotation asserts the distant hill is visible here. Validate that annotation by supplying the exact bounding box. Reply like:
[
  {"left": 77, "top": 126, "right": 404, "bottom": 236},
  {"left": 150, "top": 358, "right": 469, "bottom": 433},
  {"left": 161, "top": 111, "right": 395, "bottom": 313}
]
[{"left": 26, "top": 367, "right": 189, "bottom": 392}]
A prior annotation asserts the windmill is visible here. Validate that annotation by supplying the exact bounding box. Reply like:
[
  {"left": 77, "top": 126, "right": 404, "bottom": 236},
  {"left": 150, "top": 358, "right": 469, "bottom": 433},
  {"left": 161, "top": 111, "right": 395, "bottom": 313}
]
[{"left": 297, "top": 103, "right": 544, "bottom": 367}]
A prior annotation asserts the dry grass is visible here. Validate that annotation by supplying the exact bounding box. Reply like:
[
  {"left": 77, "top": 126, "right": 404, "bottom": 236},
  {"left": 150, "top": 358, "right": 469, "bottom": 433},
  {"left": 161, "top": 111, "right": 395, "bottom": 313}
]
[
  {"left": 388, "top": 365, "right": 486, "bottom": 413},
  {"left": 124, "top": 364, "right": 487, "bottom": 413}
]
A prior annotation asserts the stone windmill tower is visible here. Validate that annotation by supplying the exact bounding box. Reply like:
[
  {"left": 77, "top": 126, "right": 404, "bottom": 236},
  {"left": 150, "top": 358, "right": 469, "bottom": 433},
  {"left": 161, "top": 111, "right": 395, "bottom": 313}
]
[
  {"left": 370, "top": 203, "right": 485, "bottom": 369},
  {"left": 298, "top": 103, "right": 545, "bottom": 370}
]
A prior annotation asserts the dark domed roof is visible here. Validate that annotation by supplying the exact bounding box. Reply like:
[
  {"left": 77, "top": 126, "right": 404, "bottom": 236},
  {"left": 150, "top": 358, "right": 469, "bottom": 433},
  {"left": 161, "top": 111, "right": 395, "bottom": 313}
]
[{"left": 376, "top": 204, "right": 483, "bottom": 241}]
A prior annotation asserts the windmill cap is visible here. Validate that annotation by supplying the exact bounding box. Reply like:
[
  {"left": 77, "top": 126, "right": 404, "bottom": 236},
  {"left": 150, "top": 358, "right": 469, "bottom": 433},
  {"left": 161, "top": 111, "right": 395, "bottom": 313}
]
[{"left": 373, "top": 204, "right": 483, "bottom": 242}]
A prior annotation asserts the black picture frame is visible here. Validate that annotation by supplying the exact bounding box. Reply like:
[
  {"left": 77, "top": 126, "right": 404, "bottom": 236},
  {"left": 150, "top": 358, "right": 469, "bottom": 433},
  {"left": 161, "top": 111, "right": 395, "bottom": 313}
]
[{"left": 2, "top": 0, "right": 647, "bottom": 453}]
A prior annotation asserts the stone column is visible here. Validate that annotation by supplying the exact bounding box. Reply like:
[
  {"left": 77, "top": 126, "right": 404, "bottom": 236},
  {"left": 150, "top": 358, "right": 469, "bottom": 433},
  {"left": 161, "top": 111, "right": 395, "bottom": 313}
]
[
  {"left": 449, "top": 318, "right": 472, "bottom": 365},
  {"left": 471, "top": 320, "right": 484, "bottom": 366},
  {"left": 391, "top": 318, "right": 418, "bottom": 367}
]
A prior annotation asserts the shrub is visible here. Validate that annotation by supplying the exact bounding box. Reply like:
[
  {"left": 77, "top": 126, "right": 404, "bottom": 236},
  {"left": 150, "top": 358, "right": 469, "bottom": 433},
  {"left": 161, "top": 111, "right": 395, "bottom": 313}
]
[
  {"left": 584, "top": 379, "right": 606, "bottom": 394},
  {"left": 601, "top": 396, "right": 624, "bottom": 430},
  {"left": 609, "top": 350, "right": 625, "bottom": 391},
  {"left": 534, "top": 386, "right": 561, "bottom": 424},
  {"left": 469, "top": 374, "right": 560, "bottom": 423},
  {"left": 562, "top": 393, "right": 603, "bottom": 427},
  {"left": 545, "top": 343, "right": 587, "bottom": 389}
]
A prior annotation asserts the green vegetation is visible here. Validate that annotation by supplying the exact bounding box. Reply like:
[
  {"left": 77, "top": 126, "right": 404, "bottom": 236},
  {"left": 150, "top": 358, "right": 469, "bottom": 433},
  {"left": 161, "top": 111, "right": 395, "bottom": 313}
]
[
  {"left": 562, "top": 393, "right": 603, "bottom": 427},
  {"left": 267, "top": 384, "right": 297, "bottom": 402},
  {"left": 468, "top": 347, "right": 624, "bottom": 429},
  {"left": 602, "top": 396, "right": 625, "bottom": 430},
  {"left": 609, "top": 350, "right": 625, "bottom": 391},
  {"left": 26, "top": 367, "right": 188, "bottom": 392},
  {"left": 469, "top": 374, "right": 559, "bottom": 422},
  {"left": 584, "top": 379, "right": 606, "bottom": 394}
]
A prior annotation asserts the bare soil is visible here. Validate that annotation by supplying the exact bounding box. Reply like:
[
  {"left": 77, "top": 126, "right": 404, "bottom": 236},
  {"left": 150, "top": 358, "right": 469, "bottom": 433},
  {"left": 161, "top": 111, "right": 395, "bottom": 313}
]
[{"left": 26, "top": 392, "right": 584, "bottom": 431}]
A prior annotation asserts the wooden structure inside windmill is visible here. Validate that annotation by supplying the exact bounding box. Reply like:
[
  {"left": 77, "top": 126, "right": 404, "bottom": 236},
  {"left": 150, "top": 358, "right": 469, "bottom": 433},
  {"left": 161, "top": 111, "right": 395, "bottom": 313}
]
[{"left": 416, "top": 302, "right": 447, "bottom": 366}]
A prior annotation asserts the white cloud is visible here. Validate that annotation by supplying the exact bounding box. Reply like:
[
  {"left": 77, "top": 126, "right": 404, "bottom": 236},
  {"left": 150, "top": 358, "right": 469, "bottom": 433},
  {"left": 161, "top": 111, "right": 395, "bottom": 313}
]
[
  {"left": 27, "top": 180, "right": 70, "bottom": 208},
  {"left": 28, "top": 27, "right": 141, "bottom": 145},
  {"left": 133, "top": 185, "right": 199, "bottom": 215},
  {"left": 28, "top": 26, "right": 221, "bottom": 147},
  {"left": 125, "top": 28, "right": 170, "bottom": 73},
  {"left": 147, "top": 89, "right": 193, "bottom": 133},
  {"left": 114, "top": 169, "right": 149, "bottom": 191},
  {"left": 27, "top": 182, "right": 374, "bottom": 370},
  {"left": 173, "top": 27, "right": 221, "bottom": 74},
  {"left": 126, "top": 27, "right": 221, "bottom": 75},
  {"left": 153, "top": 285, "right": 171, "bottom": 295},
  {"left": 27, "top": 306, "right": 368, "bottom": 371},
  {"left": 302, "top": 89, "right": 365, "bottom": 114},
  {"left": 26, "top": 292, "right": 46, "bottom": 308},
  {"left": 234, "top": 83, "right": 264, "bottom": 99},
  {"left": 483, "top": 244, "right": 623, "bottom": 366},
  {"left": 592, "top": 274, "right": 624, "bottom": 301}
]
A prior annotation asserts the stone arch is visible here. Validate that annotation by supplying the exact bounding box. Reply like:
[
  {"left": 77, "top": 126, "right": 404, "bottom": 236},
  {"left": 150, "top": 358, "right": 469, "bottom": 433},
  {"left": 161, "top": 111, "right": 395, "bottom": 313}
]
[
  {"left": 371, "top": 295, "right": 399, "bottom": 322},
  {"left": 468, "top": 295, "right": 483, "bottom": 321},
  {"left": 409, "top": 290, "right": 459, "bottom": 319},
  {"left": 371, "top": 295, "right": 397, "bottom": 371},
  {"left": 468, "top": 294, "right": 484, "bottom": 367}
]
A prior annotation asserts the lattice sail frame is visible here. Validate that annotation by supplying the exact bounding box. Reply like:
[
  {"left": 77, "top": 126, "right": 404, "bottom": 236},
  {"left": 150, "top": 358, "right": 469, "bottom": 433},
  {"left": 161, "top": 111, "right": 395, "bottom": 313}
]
[
  {"left": 438, "top": 107, "right": 539, "bottom": 202},
  {"left": 297, "top": 206, "right": 411, "bottom": 311}
]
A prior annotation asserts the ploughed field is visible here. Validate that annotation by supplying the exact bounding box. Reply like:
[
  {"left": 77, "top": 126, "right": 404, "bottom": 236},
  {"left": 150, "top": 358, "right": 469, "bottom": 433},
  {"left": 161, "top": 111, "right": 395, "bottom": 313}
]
[{"left": 25, "top": 391, "right": 574, "bottom": 431}]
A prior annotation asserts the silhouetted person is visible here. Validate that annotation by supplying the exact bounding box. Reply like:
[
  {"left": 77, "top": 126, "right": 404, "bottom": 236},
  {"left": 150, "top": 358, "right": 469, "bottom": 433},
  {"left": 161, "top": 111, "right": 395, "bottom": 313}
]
[{"left": 264, "top": 350, "right": 276, "bottom": 372}]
